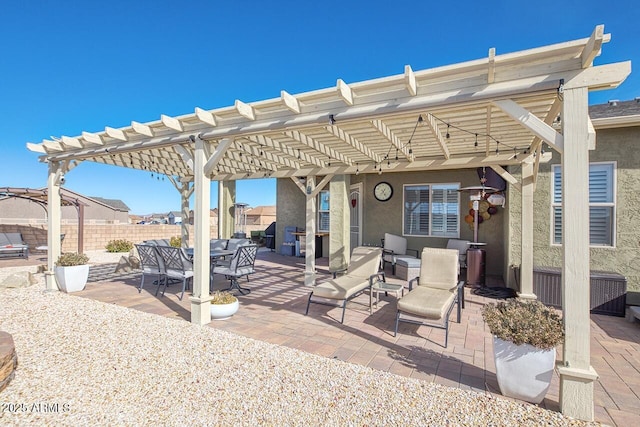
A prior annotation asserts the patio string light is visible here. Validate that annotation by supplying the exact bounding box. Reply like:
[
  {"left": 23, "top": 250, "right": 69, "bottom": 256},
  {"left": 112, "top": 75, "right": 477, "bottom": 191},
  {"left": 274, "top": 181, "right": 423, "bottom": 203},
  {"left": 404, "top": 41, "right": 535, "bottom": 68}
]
[
  {"left": 376, "top": 113, "right": 535, "bottom": 174},
  {"left": 427, "top": 113, "right": 530, "bottom": 159}
]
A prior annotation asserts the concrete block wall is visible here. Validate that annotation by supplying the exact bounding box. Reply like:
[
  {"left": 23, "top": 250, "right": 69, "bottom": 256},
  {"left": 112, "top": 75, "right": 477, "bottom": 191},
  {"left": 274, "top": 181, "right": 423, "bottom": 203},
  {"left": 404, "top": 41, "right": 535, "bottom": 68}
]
[{"left": 0, "top": 224, "right": 269, "bottom": 253}]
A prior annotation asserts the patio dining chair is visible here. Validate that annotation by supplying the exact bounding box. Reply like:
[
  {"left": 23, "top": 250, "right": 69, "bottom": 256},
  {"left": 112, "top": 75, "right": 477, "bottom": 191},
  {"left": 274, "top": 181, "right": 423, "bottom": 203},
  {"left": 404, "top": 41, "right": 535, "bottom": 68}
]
[
  {"left": 212, "top": 244, "right": 258, "bottom": 295},
  {"left": 155, "top": 245, "right": 194, "bottom": 301},
  {"left": 134, "top": 244, "right": 165, "bottom": 295},
  {"left": 394, "top": 247, "right": 465, "bottom": 348}
]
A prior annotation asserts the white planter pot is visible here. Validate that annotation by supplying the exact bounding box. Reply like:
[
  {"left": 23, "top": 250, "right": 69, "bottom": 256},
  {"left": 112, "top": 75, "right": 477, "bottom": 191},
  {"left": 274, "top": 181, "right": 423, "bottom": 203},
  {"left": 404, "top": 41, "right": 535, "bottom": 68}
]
[
  {"left": 54, "top": 264, "right": 90, "bottom": 293},
  {"left": 493, "top": 337, "right": 556, "bottom": 404},
  {"left": 210, "top": 300, "right": 239, "bottom": 320}
]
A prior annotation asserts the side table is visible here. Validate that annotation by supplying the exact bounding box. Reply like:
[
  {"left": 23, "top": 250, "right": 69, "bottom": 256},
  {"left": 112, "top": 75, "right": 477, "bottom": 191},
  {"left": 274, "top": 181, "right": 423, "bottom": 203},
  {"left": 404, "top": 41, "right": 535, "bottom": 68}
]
[{"left": 371, "top": 280, "right": 404, "bottom": 309}]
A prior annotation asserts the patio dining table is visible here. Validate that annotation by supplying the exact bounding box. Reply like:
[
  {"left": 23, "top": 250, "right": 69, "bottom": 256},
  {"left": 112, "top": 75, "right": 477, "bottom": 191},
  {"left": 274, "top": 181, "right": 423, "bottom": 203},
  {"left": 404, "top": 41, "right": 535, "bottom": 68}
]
[{"left": 184, "top": 248, "right": 234, "bottom": 291}]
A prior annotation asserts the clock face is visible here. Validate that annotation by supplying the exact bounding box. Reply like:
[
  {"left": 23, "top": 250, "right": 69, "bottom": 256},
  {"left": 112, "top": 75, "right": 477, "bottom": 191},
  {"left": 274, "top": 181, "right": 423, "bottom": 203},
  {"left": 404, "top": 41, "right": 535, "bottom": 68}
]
[{"left": 374, "top": 182, "right": 393, "bottom": 201}]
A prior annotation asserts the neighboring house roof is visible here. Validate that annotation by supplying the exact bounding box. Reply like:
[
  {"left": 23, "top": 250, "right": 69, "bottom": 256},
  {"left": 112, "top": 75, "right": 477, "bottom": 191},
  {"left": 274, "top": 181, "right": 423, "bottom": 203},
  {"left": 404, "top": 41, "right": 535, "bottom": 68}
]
[
  {"left": 90, "top": 196, "right": 130, "bottom": 212},
  {"left": 590, "top": 98, "right": 640, "bottom": 129},
  {"left": 168, "top": 211, "right": 182, "bottom": 217},
  {"left": 589, "top": 98, "right": 640, "bottom": 118},
  {"left": 246, "top": 206, "right": 276, "bottom": 216}
]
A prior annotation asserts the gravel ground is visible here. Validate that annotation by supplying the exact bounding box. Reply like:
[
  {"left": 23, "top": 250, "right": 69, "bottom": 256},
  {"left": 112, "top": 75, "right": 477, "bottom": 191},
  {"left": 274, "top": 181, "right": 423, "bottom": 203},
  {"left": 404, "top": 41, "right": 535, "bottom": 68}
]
[{"left": 0, "top": 254, "right": 599, "bottom": 426}]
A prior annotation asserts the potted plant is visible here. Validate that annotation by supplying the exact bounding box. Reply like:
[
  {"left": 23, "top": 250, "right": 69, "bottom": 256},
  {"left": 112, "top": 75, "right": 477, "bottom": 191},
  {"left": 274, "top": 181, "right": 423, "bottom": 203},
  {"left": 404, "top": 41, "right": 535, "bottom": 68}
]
[
  {"left": 482, "top": 298, "right": 564, "bottom": 404},
  {"left": 210, "top": 290, "right": 239, "bottom": 320},
  {"left": 54, "top": 252, "right": 90, "bottom": 293}
]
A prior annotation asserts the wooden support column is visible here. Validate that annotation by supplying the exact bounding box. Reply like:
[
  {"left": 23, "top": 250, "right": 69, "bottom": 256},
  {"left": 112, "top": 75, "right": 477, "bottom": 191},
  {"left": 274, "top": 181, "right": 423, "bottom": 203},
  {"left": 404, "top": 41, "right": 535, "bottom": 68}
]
[
  {"left": 218, "top": 181, "right": 236, "bottom": 238},
  {"left": 304, "top": 176, "right": 317, "bottom": 286},
  {"left": 329, "top": 175, "right": 350, "bottom": 272},
  {"left": 179, "top": 181, "right": 193, "bottom": 247},
  {"left": 45, "top": 161, "right": 63, "bottom": 291},
  {"left": 167, "top": 176, "right": 194, "bottom": 248},
  {"left": 190, "top": 136, "right": 212, "bottom": 325},
  {"left": 518, "top": 160, "right": 536, "bottom": 299},
  {"left": 557, "top": 87, "right": 598, "bottom": 421},
  {"left": 77, "top": 204, "right": 85, "bottom": 254}
]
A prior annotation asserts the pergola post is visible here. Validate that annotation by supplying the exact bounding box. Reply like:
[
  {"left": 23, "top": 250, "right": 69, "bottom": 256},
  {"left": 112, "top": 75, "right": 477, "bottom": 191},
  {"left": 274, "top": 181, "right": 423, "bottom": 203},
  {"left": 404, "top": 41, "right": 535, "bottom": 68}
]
[
  {"left": 45, "top": 161, "right": 63, "bottom": 291},
  {"left": 179, "top": 181, "right": 192, "bottom": 248},
  {"left": 329, "top": 174, "right": 350, "bottom": 272},
  {"left": 304, "top": 176, "right": 316, "bottom": 286},
  {"left": 190, "top": 136, "right": 212, "bottom": 325},
  {"left": 557, "top": 86, "right": 598, "bottom": 420},
  {"left": 218, "top": 181, "right": 236, "bottom": 238},
  {"left": 167, "top": 176, "right": 193, "bottom": 248},
  {"left": 518, "top": 160, "right": 536, "bottom": 299}
]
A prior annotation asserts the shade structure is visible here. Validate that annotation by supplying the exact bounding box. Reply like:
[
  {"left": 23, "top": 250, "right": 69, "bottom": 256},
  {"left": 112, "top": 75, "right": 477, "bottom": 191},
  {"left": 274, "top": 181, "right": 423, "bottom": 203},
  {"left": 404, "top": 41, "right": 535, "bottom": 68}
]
[{"left": 25, "top": 25, "right": 631, "bottom": 422}]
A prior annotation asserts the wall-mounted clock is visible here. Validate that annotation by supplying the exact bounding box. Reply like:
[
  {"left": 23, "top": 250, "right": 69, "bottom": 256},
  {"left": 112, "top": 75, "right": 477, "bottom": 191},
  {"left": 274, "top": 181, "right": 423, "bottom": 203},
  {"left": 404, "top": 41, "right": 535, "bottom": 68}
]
[{"left": 374, "top": 181, "right": 393, "bottom": 202}]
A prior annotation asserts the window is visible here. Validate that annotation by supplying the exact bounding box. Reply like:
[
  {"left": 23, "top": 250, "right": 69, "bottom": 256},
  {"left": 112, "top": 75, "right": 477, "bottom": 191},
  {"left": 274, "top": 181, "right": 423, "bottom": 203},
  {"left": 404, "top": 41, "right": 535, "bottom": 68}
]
[
  {"left": 403, "top": 183, "right": 460, "bottom": 237},
  {"left": 318, "top": 190, "right": 330, "bottom": 232},
  {"left": 552, "top": 162, "right": 615, "bottom": 246}
]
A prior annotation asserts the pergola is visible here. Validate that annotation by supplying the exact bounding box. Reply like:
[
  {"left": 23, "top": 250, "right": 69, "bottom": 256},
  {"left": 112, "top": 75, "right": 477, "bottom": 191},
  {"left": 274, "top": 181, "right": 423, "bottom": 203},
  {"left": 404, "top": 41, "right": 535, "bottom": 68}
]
[
  {"left": 0, "top": 187, "right": 87, "bottom": 253},
  {"left": 27, "top": 25, "right": 629, "bottom": 420}
]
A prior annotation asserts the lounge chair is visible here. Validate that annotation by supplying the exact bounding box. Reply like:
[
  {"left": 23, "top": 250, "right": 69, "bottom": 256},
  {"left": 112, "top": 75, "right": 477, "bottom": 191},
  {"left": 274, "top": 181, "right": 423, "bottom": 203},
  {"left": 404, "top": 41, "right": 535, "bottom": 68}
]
[
  {"left": 394, "top": 247, "right": 465, "bottom": 347},
  {"left": 305, "top": 246, "right": 383, "bottom": 323},
  {"left": 0, "top": 232, "right": 29, "bottom": 259},
  {"left": 381, "top": 233, "right": 418, "bottom": 275}
]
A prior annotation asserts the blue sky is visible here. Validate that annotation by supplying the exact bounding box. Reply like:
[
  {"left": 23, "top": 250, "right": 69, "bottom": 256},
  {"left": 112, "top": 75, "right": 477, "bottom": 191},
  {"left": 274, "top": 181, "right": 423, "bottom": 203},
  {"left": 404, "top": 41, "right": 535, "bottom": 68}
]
[{"left": 1, "top": 1, "right": 638, "bottom": 215}]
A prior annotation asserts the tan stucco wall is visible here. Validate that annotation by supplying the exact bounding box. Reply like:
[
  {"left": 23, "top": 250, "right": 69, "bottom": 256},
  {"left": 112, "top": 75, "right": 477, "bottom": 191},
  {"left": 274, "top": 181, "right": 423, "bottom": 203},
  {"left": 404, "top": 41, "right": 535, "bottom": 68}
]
[
  {"left": 506, "top": 126, "right": 640, "bottom": 305},
  {"left": 0, "top": 197, "right": 129, "bottom": 223},
  {"left": 275, "top": 179, "right": 306, "bottom": 251},
  {"left": 278, "top": 168, "right": 506, "bottom": 277}
]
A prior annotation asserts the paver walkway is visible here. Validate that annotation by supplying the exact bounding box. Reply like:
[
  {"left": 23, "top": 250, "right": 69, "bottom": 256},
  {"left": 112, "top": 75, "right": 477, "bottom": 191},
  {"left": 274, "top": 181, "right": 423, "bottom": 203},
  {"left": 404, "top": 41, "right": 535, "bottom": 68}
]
[{"left": 3, "top": 249, "right": 639, "bottom": 426}]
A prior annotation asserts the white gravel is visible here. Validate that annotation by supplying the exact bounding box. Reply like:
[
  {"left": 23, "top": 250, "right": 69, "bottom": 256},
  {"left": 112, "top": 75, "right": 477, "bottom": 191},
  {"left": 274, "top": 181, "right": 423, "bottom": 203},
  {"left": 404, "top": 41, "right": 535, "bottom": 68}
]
[{"left": 0, "top": 256, "right": 598, "bottom": 426}]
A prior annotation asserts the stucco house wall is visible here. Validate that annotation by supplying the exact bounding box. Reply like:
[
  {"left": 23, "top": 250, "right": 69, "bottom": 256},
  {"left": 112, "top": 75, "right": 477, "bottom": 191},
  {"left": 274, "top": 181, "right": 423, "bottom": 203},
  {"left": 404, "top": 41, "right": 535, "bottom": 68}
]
[
  {"left": 277, "top": 168, "right": 506, "bottom": 277},
  {"left": 275, "top": 179, "right": 306, "bottom": 250},
  {"left": 506, "top": 125, "right": 640, "bottom": 305}
]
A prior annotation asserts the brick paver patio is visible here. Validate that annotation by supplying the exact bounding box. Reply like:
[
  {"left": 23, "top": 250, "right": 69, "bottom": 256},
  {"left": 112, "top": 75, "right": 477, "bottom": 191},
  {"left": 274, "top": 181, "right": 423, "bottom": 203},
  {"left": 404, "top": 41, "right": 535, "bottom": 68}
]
[{"left": 3, "top": 249, "right": 639, "bottom": 426}]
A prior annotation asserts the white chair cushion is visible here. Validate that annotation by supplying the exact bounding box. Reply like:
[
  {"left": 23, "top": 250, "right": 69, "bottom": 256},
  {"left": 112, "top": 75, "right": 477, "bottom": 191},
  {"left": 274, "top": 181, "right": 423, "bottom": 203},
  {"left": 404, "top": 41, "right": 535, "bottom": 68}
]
[
  {"left": 384, "top": 233, "right": 407, "bottom": 255},
  {"left": 398, "top": 286, "right": 455, "bottom": 320},
  {"left": 418, "top": 247, "right": 459, "bottom": 290}
]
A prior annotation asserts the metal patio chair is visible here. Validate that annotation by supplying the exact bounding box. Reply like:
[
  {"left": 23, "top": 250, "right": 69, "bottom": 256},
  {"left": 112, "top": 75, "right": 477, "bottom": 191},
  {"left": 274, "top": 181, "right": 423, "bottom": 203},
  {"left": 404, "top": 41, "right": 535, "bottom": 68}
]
[
  {"left": 394, "top": 247, "right": 465, "bottom": 348},
  {"left": 134, "top": 244, "right": 165, "bottom": 295},
  {"left": 212, "top": 244, "right": 258, "bottom": 295},
  {"left": 155, "top": 245, "right": 194, "bottom": 301}
]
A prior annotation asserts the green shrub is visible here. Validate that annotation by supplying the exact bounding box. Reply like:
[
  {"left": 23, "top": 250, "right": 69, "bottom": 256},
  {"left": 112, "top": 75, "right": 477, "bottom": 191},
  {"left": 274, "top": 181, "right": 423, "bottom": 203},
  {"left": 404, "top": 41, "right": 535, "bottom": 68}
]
[
  {"left": 482, "top": 299, "right": 564, "bottom": 350},
  {"left": 105, "top": 239, "right": 134, "bottom": 253},
  {"left": 169, "top": 236, "right": 182, "bottom": 248},
  {"left": 56, "top": 252, "right": 89, "bottom": 266}
]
